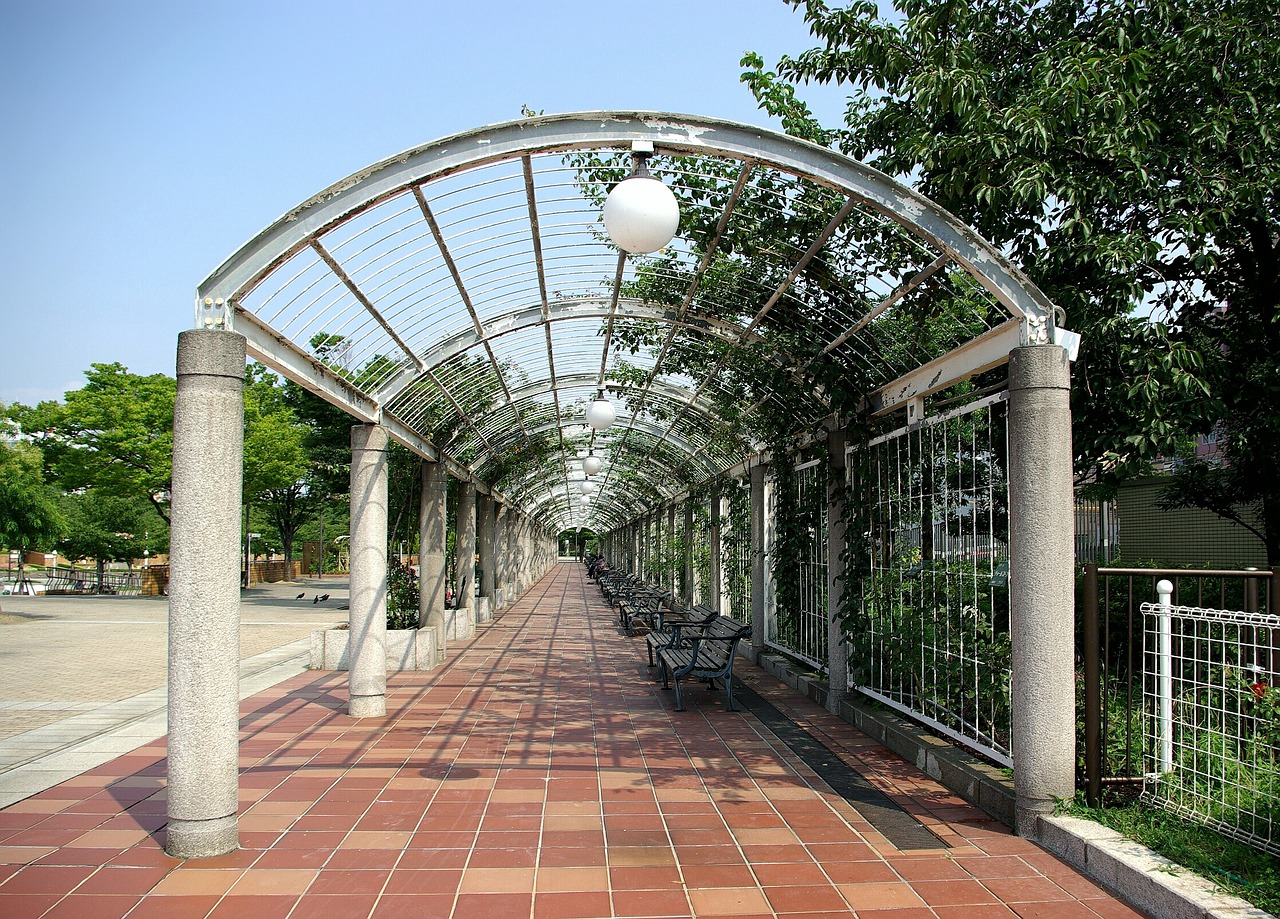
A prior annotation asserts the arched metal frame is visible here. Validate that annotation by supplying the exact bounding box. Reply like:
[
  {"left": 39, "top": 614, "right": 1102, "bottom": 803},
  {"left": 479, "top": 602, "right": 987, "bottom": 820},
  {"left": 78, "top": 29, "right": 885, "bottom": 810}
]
[{"left": 197, "top": 112, "right": 1058, "bottom": 533}]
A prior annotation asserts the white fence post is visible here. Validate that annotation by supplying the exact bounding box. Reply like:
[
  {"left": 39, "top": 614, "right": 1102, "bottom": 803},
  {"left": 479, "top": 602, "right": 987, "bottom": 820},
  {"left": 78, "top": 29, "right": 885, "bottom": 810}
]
[{"left": 1156, "top": 578, "right": 1174, "bottom": 775}]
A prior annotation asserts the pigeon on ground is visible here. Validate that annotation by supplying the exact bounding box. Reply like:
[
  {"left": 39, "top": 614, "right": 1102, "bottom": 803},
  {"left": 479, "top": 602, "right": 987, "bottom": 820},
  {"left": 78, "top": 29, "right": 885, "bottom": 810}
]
[
  {"left": 295, "top": 593, "right": 306, "bottom": 600},
  {"left": 319, "top": 594, "right": 330, "bottom": 602},
  {"left": 313, "top": 596, "right": 319, "bottom": 604}
]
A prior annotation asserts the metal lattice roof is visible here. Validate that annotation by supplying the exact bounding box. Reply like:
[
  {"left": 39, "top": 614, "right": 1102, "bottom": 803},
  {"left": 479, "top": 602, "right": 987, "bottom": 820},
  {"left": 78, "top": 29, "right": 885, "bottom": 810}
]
[{"left": 197, "top": 112, "right": 1059, "bottom": 533}]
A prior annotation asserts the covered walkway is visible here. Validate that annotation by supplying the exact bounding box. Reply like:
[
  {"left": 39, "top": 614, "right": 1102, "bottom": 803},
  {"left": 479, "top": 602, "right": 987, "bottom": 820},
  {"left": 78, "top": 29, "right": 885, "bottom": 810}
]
[{"left": 0, "top": 564, "right": 1144, "bottom": 919}]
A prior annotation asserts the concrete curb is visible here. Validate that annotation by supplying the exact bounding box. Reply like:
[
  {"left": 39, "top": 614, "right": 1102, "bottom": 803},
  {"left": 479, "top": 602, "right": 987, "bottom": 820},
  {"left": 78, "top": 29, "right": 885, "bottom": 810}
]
[
  {"left": 1038, "top": 815, "right": 1275, "bottom": 919},
  {"left": 745, "top": 649, "right": 1276, "bottom": 919}
]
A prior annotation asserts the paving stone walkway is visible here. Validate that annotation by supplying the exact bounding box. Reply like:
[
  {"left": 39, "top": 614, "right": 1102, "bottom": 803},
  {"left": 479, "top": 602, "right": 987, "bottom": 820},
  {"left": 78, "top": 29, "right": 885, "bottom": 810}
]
[{"left": 0, "top": 564, "right": 1149, "bottom": 918}]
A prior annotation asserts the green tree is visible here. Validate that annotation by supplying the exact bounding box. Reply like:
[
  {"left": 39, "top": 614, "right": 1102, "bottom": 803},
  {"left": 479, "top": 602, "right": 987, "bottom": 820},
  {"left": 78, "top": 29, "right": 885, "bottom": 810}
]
[
  {"left": 12, "top": 363, "right": 176, "bottom": 523},
  {"left": 0, "top": 441, "right": 65, "bottom": 593},
  {"left": 57, "top": 492, "right": 161, "bottom": 592},
  {"left": 745, "top": 0, "right": 1280, "bottom": 559},
  {"left": 243, "top": 365, "right": 311, "bottom": 571}
]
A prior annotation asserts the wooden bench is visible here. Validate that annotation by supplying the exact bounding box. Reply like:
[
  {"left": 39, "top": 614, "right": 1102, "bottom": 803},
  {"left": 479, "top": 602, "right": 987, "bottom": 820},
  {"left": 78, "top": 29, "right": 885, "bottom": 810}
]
[
  {"left": 620, "top": 588, "right": 670, "bottom": 635},
  {"left": 659, "top": 615, "right": 752, "bottom": 712},
  {"left": 645, "top": 604, "right": 717, "bottom": 668}
]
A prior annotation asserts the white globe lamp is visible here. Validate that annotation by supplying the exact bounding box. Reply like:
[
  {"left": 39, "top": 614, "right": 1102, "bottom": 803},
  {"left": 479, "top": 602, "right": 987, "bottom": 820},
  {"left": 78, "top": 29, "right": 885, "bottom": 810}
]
[
  {"left": 579, "top": 480, "right": 594, "bottom": 494},
  {"left": 579, "top": 493, "right": 591, "bottom": 505},
  {"left": 604, "top": 176, "right": 679, "bottom": 254},
  {"left": 583, "top": 454, "right": 603, "bottom": 476},
  {"left": 586, "top": 394, "right": 615, "bottom": 431}
]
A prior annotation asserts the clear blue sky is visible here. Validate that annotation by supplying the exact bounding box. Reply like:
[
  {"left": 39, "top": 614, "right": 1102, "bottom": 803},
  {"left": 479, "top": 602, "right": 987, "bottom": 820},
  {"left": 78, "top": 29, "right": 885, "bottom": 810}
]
[{"left": 0, "top": 0, "right": 848, "bottom": 407}]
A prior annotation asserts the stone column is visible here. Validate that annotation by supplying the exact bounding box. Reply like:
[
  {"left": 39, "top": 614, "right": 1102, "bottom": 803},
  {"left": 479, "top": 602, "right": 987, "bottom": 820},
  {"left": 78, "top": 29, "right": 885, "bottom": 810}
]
[
  {"left": 418, "top": 460, "right": 448, "bottom": 650},
  {"left": 449, "top": 482, "right": 477, "bottom": 641},
  {"left": 683, "top": 499, "right": 695, "bottom": 605},
  {"left": 166, "top": 329, "right": 245, "bottom": 859},
  {"left": 494, "top": 503, "right": 509, "bottom": 607},
  {"left": 506, "top": 511, "right": 519, "bottom": 601},
  {"left": 667, "top": 504, "right": 677, "bottom": 598},
  {"left": 1008, "top": 345, "right": 1076, "bottom": 836},
  {"left": 709, "top": 485, "right": 723, "bottom": 613},
  {"left": 826, "top": 426, "right": 850, "bottom": 715},
  {"left": 750, "top": 463, "right": 767, "bottom": 654},
  {"left": 477, "top": 493, "right": 495, "bottom": 622},
  {"left": 349, "top": 424, "right": 389, "bottom": 718}
]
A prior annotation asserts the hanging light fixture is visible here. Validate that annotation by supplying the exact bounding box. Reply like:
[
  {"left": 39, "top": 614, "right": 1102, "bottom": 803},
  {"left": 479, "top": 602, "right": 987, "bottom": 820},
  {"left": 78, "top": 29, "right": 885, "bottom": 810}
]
[
  {"left": 602, "top": 140, "right": 679, "bottom": 255},
  {"left": 579, "top": 480, "right": 594, "bottom": 494},
  {"left": 579, "top": 493, "right": 592, "bottom": 505},
  {"left": 586, "top": 390, "right": 615, "bottom": 431},
  {"left": 583, "top": 452, "right": 603, "bottom": 476}
]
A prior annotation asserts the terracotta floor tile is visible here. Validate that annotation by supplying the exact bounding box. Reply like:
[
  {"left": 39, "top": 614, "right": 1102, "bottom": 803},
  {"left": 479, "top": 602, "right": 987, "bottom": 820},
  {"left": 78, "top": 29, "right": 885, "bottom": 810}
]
[
  {"left": 206, "top": 894, "right": 298, "bottom": 918},
  {"left": 533, "top": 889, "right": 613, "bottom": 919},
  {"left": 0, "top": 863, "right": 97, "bottom": 895},
  {"left": 535, "top": 865, "right": 609, "bottom": 891},
  {"left": 613, "top": 886, "right": 695, "bottom": 917},
  {"left": 224, "top": 867, "right": 317, "bottom": 896},
  {"left": 286, "top": 894, "right": 380, "bottom": 919},
  {"left": 305, "top": 867, "right": 390, "bottom": 895},
  {"left": 955, "top": 855, "right": 1040, "bottom": 879},
  {"left": 837, "top": 881, "right": 927, "bottom": 910},
  {"left": 608, "top": 846, "right": 678, "bottom": 868},
  {"left": 686, "top": 885, "right": 772, "bottom": 916},
  {"left": 680, "top": 864, "right": 757, "bottom": 888},
  {"left": 751, "top": 860, "right": 830, "bottom": 887},
  {"left": 609, "top": 864, "right": 684, "bottom": 890},
  {"left": 460, "top": 865, "right": 536, "bottom": 892},
  {"left": 251, "top": 848, "right": 331, "bottom": 870},
  {"left": 145, "top": 868, "right": 245, "bottom": 897},
  {"left": 123, "top": 894, "right": 220, "bottom": 918},
  {"left": 41, "top": 894, "right": 141, "bottom": 919},
  {"left": 452, "top": 891, "right": 534, "bottom": 919},
  {"left": 72, "top": 865, "right": 171, "bottom": 896},
  {"left": 933, "top": 905, "right": 1021, "bottom": 919},
  {"left": 382, "top": 868, "right": 463, "bottom": 896},
  {"left": 981, "top": 874, "right": 1076, "bottom": 903},
  {"left": 764, "top": 883, "right": 852, "bottom": 913},
  {"left": 911, "top": 878, "right": 1002, "bottom": 907},
  {"left": 1010, "top": 903, "right": 1109, "bottom": 919},
  {"left": 369, "top": 893, "right": 455, "bottom": 919},
  {"left": 538, "top": 846, "right": 608, "bottom": 868}
]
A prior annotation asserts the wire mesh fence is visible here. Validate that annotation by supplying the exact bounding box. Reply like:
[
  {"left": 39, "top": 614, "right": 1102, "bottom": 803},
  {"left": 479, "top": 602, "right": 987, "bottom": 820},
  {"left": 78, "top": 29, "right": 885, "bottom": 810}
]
[
  {"left": 763, "top": 459, "right": 829, "bottom": 670},
  {"left": 721, "top": 477, "right": 753, "bottom": 624},
  {"left": 848, "top": 393, "right": 1013, "bottom": 765},
  {"left": 1141, "top": 600, "right": 1280, "bottom": 856},
  {"left": 1081, "top": 566, "right": 1277, "bottom": 801}
]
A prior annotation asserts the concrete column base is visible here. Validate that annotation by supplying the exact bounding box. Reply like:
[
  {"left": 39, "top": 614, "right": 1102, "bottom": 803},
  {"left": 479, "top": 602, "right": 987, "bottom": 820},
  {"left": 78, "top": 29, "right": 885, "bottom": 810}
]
[
  {"left": 349, "top": 694, "right": 386, "bottom": 718},
  {"left": 446, "top": 606, "right": 476, "bottom": 641},
  {"left": 495, "top": 588, "right": 506, "bottom": 609},
  {"left": 476, "top": 597, "right": 493, "bottom": 624},
  {"left": 165, "top": 814, "right": 238, "bottom": 859}
]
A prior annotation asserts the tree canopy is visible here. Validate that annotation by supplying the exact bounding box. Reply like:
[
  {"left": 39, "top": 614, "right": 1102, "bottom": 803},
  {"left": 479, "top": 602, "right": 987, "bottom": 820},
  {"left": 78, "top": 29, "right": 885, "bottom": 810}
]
[
  {"left": 0, "top": 440, "right": 64, "bottom": 583},
  {"left": 745, "top": 0, "right": 1280, "bottom": 559}
]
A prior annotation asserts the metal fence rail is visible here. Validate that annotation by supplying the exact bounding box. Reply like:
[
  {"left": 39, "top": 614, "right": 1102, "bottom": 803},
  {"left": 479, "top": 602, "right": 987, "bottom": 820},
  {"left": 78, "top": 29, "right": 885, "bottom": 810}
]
[
  {"left": 1141, "top": 596, "right": 1280, "bottom": 856},
  {"left": 849, "top": 393, "right": 1013, "bottom": 765}
]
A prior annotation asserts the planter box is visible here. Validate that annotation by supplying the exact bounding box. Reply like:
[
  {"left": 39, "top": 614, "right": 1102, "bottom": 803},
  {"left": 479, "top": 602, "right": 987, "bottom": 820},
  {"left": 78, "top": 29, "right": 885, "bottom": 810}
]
[
  {"left": 445, "top": 606, "right": 476, "bottom": 642},
  {"left": 309, "top": 626, "right": 441, "bottom": 671}
]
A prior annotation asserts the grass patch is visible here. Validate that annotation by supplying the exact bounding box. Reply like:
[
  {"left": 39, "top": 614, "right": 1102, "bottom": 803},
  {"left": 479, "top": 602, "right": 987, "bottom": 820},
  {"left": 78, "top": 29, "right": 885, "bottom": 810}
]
[{"left": 1066, "top": 799, "right": 1280, "bottom": 915}]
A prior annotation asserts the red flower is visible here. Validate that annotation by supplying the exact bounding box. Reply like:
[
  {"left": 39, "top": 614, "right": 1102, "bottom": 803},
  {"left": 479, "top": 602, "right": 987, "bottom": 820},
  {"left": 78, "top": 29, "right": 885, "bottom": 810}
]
[{"left": 1252, "top": 682, "right": 1269, "bottom": 698}]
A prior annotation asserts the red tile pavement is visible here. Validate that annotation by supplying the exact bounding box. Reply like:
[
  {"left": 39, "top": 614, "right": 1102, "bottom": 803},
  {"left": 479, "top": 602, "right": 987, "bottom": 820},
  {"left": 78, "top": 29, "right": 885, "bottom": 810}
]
[{"left": 0, "top": 563, "right": 1152, "bottom": 918}]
